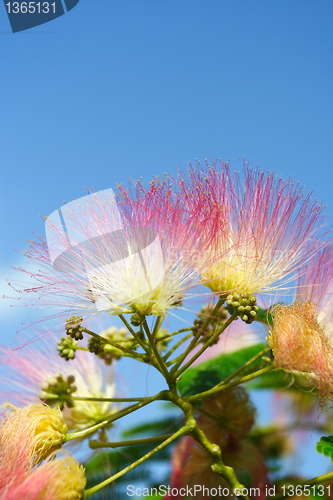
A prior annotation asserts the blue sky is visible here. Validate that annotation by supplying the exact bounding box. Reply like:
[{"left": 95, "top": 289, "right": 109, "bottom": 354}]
[{"left": 1, "top": 0, "right": 333, "bottom": 481}]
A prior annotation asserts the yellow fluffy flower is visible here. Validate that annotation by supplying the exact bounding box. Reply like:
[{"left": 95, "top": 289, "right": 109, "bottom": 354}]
[{"left": 0, "top": 402, "right": 68, "bottom": 465}]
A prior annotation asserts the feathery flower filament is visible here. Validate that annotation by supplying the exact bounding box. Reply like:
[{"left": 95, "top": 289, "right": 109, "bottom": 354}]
[
  {"left": 0, "top": 403, "right": 68, "bottom": 465},
  {"left": 296, "top": 246, "right": 333, "bottom": 340},
  {"left": 14, "top": 183, "right": 200, "bottom": 320},
  {"left": 174, "top": 160, "right": 328, "bottom": 296},
  {"left": 1, "top": 452, "right": 86, "bottom": 500},
  {"left": 267, "top": 302, "right": 333, "bottom": 400}
]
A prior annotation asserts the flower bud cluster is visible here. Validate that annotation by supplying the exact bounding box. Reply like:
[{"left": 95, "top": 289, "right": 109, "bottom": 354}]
[
  {"left": 130, "top": 313, "right": 143, "bottom": 326},
  {"left": 88, "top": 326, "right": 137, "bottom": 365},
  {"left": 57, "top": 336, "right": 78, "bottom": 360},
  {"left": 226, "top": 292, "right": 259, "bottom": 324},
  {"left": 65, "top": 315, "right": 84, "bottom": 341},
  {"left": 39, "top": 373, "right": 77, "bottom": 409}
]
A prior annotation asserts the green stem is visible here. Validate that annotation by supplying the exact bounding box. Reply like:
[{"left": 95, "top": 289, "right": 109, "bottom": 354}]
[
  {"left": 75, "top": 346, "right": 90, "bottom": 351},
  {"left": 64, "top": 418, "right": 114, "bottom": 442},
  {"left": 163, "top": 333, "right": 194, "bottom": 362},
  {"left": 84, "top": 425, "right": 190, "bottom": 498},
  {"left": 165, "top": 390, "right": 248, "bottom": 500},
  {"left": 89, "top": 433, "right": 173, "bottom": 449},
  {"left": 220, "top": 346, "right": 272, "bottom": 385},
  {"left": 271, "top": 471, "right": 333, "bottom": 500},
  {"left": 82, "top": 328, "right": 140, "bottom": 358},
  {"left": 65, "top": 391, "right": 167, "bottom": 442},
  {"left": 165, "top": 353, "right": 190, "bottom": 367},
  {"left": 171, "top": 298, "right": 225, "bottom": 374},
  {"left": 72, "top": 396, "right": 150, "bottom": 403},
  {"left": 152, "top": 315, "right": 163, "bottom": 340},
  {"left": 119, "top": 314, "right": 151, "bottom": 355},
  {"left": 174, "top": 311, "right": 239, "bottom": 378},
  {"left": 189, "top": 364, "right": 276, "bottom": 404},
  {"left": 142, "top": 319, "right": 173, "bottom": 384}
]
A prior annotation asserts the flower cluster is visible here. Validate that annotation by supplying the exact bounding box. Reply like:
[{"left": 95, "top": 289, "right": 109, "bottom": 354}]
[
  {"left": 2, "top": 159, "right": 333, "bottom": 498},
  {"left": 9, "top": 160, "right": 329, "bottom": 329}
]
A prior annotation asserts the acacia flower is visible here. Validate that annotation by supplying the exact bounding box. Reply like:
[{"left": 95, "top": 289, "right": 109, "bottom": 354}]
[
  {"left": 296, "top": 246, "right": 333, "bottom": 339},
  {"left": 0, "top": 336, "right": 116, "bottom": 433},
  {"left": 12, "top": 182, "right": 200, "bottom": 322},
  {"left": 0, "top": 451, "right": 86, "bottom": 500},
  {"left": 0, "top": 402, "right": 67, "bottom": 465},
  {"left": 174, "top": 160, "right": 328, "bottom": 297},
  {"left": 267, "top": 301, "right": 333, "bottom": 400}
]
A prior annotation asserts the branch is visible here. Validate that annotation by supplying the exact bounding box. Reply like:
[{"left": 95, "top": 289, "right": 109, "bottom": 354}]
[
  {"left": 170, "top": 298, "right": 225, "bottom": 374},
  {"left": 65, "top": 391, "right": 167, "bottom": 442},
  {"left": 188, "top": 365, "right": 276, "bottom": 404},
  {"left": 174, "top": 310, "right": 239, "bottom": 378},
  {"left": 83, "top": 425, "right": 190, "bottom": 498},
  {"left": 89, "top": 433, "right": 173, "bottom": 449}
]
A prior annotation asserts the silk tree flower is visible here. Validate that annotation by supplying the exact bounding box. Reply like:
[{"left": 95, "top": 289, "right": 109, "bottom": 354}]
[
  {"left": 173, "top": 160, "right": 329, "bottom": 297},
  {"left": 11, "top": 182, "right": 200, "bottom": 322},
  {"left": 296, "top": 246, "right": 333, "bottom": 339},
  {"left": 0, "top": 337, "right": 116, "bottom": 433},
  {"left": 267, "top": 301, "right": 333, "bottom": 400},
  {"left": 0, "top": 450, "right": 86, "bottom": 500},
  {"left": 0, "top": 402, "right": 68, "bottom": 466}
]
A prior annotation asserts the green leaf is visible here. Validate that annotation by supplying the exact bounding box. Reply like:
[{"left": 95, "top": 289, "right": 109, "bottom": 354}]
[
  {"left": 316, "top": 435, "right": 333, "bottom": 461},
  {"left": 177, "top": 343, "right": 267, "bottom": 397}
]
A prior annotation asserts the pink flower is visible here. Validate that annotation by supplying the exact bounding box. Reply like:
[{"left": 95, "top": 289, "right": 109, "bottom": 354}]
[
  {"left": 296, "top": 246, "right": 333, "bottom": 339},
  {"left": 173, "top": 160, "right": 329, "bottom": 297},
  {"left": 267, "top": 301, "right": 333, "bottom": 400},
  {"left": 0, "top": 451, "right": 86, "bottom": 500},
  {"left": 11, "top": 182, "right": 200, "bottom": 323}
]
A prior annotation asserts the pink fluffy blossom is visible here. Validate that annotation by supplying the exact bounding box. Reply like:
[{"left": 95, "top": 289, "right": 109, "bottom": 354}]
[
  {"left": 11, "top": 181, "right": 200, "bottom": 323},
  {"left": 173, "top": 160, "right": 329, "bottom": 297},
  {"left": 0, "top": 451, "right": 85, "bottom": 500},
  {"left": 267, "top": 301, "right": 333, "bottom": 401},
  {"left": 296, "top": 246, "right": 333, "bottom": 339}
]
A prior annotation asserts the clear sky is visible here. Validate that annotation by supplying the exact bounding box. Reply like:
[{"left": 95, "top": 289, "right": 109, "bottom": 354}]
[{"left": 1, "top": 0, "right": 333, "bottom": 481}]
